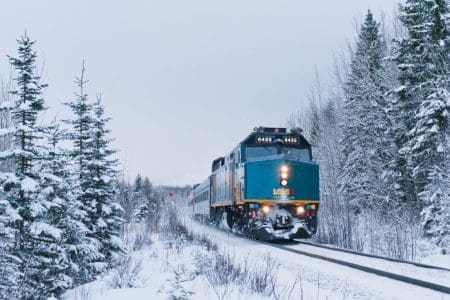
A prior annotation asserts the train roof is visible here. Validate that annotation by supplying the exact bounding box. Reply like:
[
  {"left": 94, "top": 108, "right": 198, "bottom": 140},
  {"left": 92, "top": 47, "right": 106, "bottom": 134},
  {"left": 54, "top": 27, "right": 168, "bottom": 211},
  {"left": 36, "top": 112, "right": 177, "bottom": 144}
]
[
  {"left": 210, "top": 127, "right": 311, "bottom": 172},
  {"left": 240, "top": 126, "right": 310, "bottom": 148},
  {"left": 192, "top": 177, "right": 210, "bottom": 194}
]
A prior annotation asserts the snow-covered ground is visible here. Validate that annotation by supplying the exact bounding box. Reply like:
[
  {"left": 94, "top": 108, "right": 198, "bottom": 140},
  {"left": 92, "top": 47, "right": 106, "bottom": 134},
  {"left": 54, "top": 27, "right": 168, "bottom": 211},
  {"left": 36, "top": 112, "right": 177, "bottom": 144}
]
[
  {"left": 185, "top": 218, "right": 449, "bottom": 300},
  {"left": 63, "top": 232, "right": 263, "bottom": 300},
  {"left": 420, "top": 251, "right": 450, "bottom": 270},
  {"left": 63, "top": 217, "right": 449, "bottom": 300}
]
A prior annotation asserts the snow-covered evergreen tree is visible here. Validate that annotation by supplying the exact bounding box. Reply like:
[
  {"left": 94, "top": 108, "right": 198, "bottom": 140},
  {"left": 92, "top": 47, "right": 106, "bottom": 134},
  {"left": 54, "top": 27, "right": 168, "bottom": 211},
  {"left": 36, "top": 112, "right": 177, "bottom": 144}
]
[
  {"left": 0, "top": 33, "right": 69, "bottom": 298},
  {"left": 64, "top": 63, "right": 105, "bottom": 281},
  {"left": 116, "top": 177, "right": 134, "bottom": 225},
  {"left": 0, "top": 77, "right": 14, "bottom": 172},
  {"left": 394, "top": 0, "right": 450, "bottom": 247},
  {"left": 0, "top": 66, "right": 18, "bottom": 300},
  {"left": 0, "top": 191, "right": 21, "bottom": 299},
  {"left": 38, "top": 123, "right": 105, "bottom": 292},
  {"left": 86, "top": 95, "right": 123, "bottom": 261},
  {"left": 339, "top": 11, "right": 393, "bottom": 212},
  {"left": 32, "top": 123, "right": 75, "bottom": 296},
  {"left": 133, "top": 174, "right": 148, "bottom": 222},
  {"left": 135, "top": 176, "right": 161, "bottom": 227}
]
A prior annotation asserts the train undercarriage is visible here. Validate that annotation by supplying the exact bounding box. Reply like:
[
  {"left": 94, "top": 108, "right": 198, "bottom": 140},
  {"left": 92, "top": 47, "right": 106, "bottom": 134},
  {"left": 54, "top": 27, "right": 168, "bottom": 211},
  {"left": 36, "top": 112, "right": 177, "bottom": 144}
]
[{"left": 209, "top": 203, "right": 316, "bottom": 241}]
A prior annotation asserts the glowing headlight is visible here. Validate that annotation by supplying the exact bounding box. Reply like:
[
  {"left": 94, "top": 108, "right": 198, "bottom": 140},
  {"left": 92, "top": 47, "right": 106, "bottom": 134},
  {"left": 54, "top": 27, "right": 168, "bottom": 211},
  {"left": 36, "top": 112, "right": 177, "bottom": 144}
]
[
  {"left": 262, "top": 205, "right": 270, "bottom": 214},
  {"left": 296, "top": 206, "right": 305, "bottom": 215},
  {"left": 280, "top": 179, "right": 288, "bottom": 186},
  {"left": 281, "top": 172, "right": 288, "bottom": 179},
  {"left": 281, "top": 165, "right": 289, "bottom": 173}
]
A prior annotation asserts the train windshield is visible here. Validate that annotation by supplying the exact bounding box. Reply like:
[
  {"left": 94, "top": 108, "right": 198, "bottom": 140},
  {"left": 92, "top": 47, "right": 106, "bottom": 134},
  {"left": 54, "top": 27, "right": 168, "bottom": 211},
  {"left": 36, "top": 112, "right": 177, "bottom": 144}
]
[
  {"left": 245, "top": 146, "right": 311, "bottom": 161},
  {"left": 245, "top": 146, "right": 277, "bottom": 161},
  {"left": 280, "top": 147, "right": 311, "bottom": 161}
]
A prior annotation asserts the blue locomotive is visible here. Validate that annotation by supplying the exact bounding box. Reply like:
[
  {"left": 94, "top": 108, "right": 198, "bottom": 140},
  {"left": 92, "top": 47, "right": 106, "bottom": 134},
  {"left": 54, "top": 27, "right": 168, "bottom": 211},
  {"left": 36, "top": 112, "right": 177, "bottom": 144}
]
[{"left": 189, "top": 127, "right": 320, "bottom": 240}]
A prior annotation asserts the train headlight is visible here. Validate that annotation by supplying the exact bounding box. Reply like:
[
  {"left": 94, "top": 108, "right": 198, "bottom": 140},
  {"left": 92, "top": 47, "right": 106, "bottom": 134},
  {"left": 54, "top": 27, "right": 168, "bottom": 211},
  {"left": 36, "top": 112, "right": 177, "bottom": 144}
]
[
  {"left": 280, "top": 165, "right": 289, "bottom": 173},
  {"left": 280, "top": 179, "right": 288, "bottom": 186},
  {"left": 281, "top": 172, "right": 288, "bottom": 180},
  {"left": 262, "top": 205, "right": 270, "bottom": 214},
  {"left": 296, "top": 206, "right": 305, "bottom": 215}
]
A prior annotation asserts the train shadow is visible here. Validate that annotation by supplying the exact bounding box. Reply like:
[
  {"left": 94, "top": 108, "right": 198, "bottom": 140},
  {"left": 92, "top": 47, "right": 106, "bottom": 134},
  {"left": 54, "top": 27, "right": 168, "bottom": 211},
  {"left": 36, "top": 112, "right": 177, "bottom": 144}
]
[{"left": 264, "top": 239, "right": 302, "bottom": 245}]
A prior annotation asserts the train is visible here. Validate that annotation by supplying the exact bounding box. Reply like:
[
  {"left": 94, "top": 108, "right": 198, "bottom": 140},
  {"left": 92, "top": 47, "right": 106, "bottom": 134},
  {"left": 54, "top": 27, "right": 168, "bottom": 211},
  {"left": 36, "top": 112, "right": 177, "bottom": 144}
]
[{"left": 188, "top": 127, "right": 320, "bottom": 241}]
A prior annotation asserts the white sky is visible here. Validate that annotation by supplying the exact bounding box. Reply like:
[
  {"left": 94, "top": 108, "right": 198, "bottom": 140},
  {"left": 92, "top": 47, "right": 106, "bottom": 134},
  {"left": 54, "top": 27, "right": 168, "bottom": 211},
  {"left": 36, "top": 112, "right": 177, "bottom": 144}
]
[{"left": 0, "top": 0, "right": 399, "bottom": 185}]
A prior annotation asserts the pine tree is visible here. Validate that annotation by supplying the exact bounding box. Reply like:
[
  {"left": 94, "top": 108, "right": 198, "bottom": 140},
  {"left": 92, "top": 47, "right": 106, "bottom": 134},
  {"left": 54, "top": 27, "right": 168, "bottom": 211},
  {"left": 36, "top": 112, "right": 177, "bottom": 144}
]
[
  {"left": 134, "top": 173, "right": 143, "bottom": 191},
  {"left": 86, "top": 95, "right": 123, "bottom": 261},
  {"left": 395, "top": 0, "right": 450, "bottom": 247},
  {"left": 135, "top": 177, "right": 161, "bottom": 227},
  {"left": 33, "top": 123, "right": 74, "bottom": 296},
  {"left": 339, "top": 11, "right": 393, "bottom": 212},
  {"left": 133, "top": 174, "right": 148, "bottom": 222},
  {"left": 0, "top": 64, "right": 19, "bottom": 299},
  {"left": 0, "top": 33, "right": 69, "bottom": 298},
  {"left": 0, "top": 192, "right": 21, "bottom": 298},
  {"left": 64, "top": 63, "right": 105, "bottom": 281},
  {"left": 39, "top": 123, "right": 106, "bottom": 291},
  {"left": 117, "top": 177, "right": 134, "bottom": 225}
]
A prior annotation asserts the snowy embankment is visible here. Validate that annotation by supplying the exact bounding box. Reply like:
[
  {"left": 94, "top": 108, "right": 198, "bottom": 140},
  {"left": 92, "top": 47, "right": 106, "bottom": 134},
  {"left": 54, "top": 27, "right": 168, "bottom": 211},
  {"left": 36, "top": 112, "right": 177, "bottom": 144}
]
[
  {"left": 64, "top": 230, "right": 262, "bottom": 300},
  {"left": 63, "top": 212, "right": 449, "bottom": 300},
  {"left": 184, "top": 217, "right": 450, "bottom": 300}
]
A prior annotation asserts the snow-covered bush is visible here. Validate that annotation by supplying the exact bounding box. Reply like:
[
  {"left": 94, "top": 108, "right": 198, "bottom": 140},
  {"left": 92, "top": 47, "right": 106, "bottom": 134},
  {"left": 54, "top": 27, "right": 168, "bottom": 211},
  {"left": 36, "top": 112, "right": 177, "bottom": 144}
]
[
  {"left": 317, "top": 205, "right": 422, "bottom": 261},
  {"left": 72, "top": 285, "right": 92, "bottom": 300},
  {"left": 247, "top": 254, "right": 279, "bottom": 295},
  {"left": 168, "top": 265, "right": 195, "bottom": 300},
  {"left": 204, "top": 252, "right": 242, "bottom": 286},
  {"left": 132, "top": 227, "right": 153, "bottom": 251},
  {"left": 109, "top": 255, "right": 145, "bottom": 289},
  {"left": 350, "top": 207, "right": 421, "bottom": 261}
]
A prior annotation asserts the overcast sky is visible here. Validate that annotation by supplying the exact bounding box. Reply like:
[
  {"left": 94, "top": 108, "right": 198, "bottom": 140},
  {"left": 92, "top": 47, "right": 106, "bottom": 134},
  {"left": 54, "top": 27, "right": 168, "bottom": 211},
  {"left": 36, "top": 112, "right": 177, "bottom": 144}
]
[{"left": 0, "top": 0, "right": 399, "bottom": 186}]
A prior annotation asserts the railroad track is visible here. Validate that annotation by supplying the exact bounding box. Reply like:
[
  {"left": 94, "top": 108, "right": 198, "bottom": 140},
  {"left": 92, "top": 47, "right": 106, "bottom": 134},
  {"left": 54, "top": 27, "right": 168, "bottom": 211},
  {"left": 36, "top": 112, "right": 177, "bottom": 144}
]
[
  {"left": 294, "top": 240, "right": 450, "bottom": 272},
  {"left": 258, "top": 240, "right": 450, "bottom": 295}
]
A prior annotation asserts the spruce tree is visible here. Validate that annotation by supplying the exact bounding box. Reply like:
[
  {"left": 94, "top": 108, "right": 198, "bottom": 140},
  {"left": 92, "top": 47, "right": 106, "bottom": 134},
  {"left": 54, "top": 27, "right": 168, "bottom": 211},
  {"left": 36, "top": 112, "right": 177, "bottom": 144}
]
[
  {"left": 0, "top": 192, "right": 21, "bottom": 298},
  {"left": 87, "top": 95, "right": 123, "bottom": 261},
  {"left": 0, "top": 33, "right": 68, "bottom": 298},
  {"left": 133, "top": 174, "right": 148, "bottom": 223},
  {"left": 0, "top": 65, "right": 19, "bottom": 299},
  {"left": 33, "top": 124, "right": 74, "bottom": 296},
  {"left": 135, "top": 177, "right": 161, "bottom": 227},
  {"left": 38, "top": 123, "right": 102, "bottom": 291},
  {"left": 117, "top": 177, "right": 134, "bottom": 225},
  {"left": 64, "top": 63, "right": 105, "bottom": 280},
  {"left": 340, "top": 11, "right": 393, "bottom": 212},
  {"left": 395, "top": 0, "right": 450, "bottom": 247}
]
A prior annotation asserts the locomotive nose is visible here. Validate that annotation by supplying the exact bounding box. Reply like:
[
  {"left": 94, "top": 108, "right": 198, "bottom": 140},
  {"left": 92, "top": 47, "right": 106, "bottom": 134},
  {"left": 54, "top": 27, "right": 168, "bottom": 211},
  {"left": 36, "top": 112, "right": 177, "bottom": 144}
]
[{"left": 244, "top": 157, "right": 319, "bottom": 202}]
